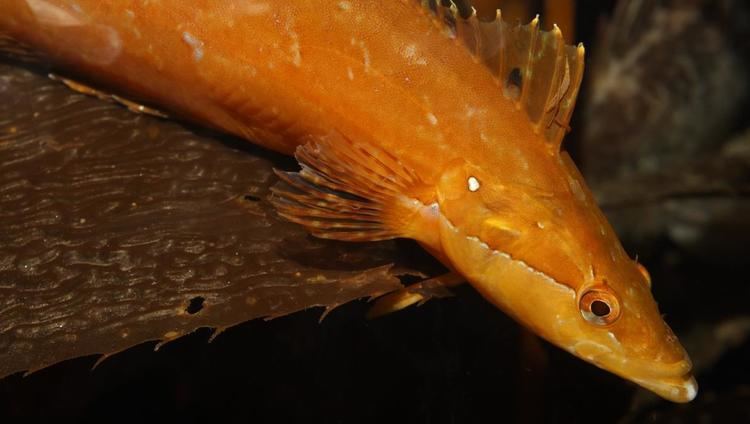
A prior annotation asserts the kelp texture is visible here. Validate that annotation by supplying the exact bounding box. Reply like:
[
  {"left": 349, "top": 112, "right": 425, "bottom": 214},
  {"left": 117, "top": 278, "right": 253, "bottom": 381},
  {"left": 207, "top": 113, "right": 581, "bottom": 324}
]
[{"left": 0, "top": 62, "right": 410, "bottom": 378}]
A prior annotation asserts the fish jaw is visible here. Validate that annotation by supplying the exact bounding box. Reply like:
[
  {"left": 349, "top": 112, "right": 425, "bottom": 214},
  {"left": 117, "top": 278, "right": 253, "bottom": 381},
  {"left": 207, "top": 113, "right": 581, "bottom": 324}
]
[
  {"left": 435, "top": 211, "right": 697, "bottom": 402},
  {"left": 568, "top": 339, "right": 697, "bottom": 402},
  {"left": 634, "top": 374, "right": 698, "bottom": 403}
]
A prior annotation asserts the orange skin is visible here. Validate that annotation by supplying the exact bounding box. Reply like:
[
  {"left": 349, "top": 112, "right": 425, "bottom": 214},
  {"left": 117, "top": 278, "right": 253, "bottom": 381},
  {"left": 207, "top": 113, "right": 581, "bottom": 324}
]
[{"left": 0, "top": 0, "right": 696, "bottom": 401}]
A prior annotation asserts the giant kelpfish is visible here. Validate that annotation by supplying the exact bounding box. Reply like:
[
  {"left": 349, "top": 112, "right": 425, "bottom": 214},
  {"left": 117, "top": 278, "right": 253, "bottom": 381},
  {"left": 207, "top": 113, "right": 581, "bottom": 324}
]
[{"left": 0, "top": 0, "right": 696, "bottom": 402}]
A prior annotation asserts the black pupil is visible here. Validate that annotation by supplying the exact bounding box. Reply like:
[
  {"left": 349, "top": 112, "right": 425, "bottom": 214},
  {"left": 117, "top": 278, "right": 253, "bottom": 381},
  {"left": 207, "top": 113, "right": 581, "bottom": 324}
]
[{"left": 591, "top": 300, "right": 611, "bottom": 317}]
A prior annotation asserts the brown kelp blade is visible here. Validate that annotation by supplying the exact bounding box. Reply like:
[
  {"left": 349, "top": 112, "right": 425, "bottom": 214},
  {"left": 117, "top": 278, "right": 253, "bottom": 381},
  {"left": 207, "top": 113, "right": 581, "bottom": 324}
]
[{"left": 0, "top": 61, "right": 415, "bottom": 379}]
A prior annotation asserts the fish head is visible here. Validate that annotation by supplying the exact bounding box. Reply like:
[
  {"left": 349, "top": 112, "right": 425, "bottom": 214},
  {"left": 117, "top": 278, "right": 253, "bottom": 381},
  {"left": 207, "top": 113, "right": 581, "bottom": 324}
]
[{"left": 434, "top": 156, "right": 696, "bottom": 402}]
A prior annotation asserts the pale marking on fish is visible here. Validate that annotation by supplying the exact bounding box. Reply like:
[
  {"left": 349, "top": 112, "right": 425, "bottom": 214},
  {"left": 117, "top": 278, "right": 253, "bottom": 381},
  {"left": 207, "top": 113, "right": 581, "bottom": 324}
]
[
  {"left": 467, "top": 176, "right": 480, "bottom": 192},
  {"left": 401, "top": 43, "right": 428, "bottom": 66},
  {"left": 234, "top": 2, "right": 271, "bottom": 16},
  {"left": 426, "top": 112, "right": 438, "bottom": 126},
  {"left": 181, "top": 31, "right": 204, "bottom": 62},
  {"left": 338, "top": 1, "right": 351, "bottom": 11},
  {"left": 570, "top": 340, "right": 613, "bottom": 362},
  {"left": 607, "top": 331, "right": 622, "bottom": 348},
  {"left": 346, "top": 67, "right": 354, "bottom": 80},
  {"left": 26, "top": 0, "right": 82, "bottom": 27},
  {"left": 350, "top": 38, "right": 371, "bottom": 73},
  {"left": 285, "top": 19, "right": 302, "bottom": 67},
  {"left": 463, "top": 105, "right": 488, "bottom": 119}
]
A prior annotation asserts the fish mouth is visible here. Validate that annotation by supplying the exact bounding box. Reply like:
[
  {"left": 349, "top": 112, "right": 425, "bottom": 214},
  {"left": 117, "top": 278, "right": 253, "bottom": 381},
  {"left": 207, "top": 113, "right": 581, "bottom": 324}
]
[
  {"left": 617, "top": 356, "right": 697, "bottom": 403},
  {"left": 632, "top": 370, "right": 698, "bottom": 403},
  {"left": 573, "top": 343, "right": 697, "bottom": 402},
  {"left": 614, "top": 357, "right": 697, "bottom": 402}
]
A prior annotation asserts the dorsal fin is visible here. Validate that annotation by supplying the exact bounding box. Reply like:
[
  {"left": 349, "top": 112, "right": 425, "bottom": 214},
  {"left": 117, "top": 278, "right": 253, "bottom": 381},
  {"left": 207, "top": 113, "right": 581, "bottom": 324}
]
[{"left": 417, "top": 1, "right": 585, "bottom": 150}]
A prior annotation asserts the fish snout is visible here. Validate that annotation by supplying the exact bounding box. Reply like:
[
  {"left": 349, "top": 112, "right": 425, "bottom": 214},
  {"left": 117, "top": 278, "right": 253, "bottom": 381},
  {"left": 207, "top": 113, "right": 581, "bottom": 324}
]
[
  {"left": 620, "top": 356, "right": 697, "bottom": 402},
  {"left": 633, "top": 366, "right": 697, "bottom": 403},
  {"left": 572, "top": 341, "right": 697, "bottom": 402}
]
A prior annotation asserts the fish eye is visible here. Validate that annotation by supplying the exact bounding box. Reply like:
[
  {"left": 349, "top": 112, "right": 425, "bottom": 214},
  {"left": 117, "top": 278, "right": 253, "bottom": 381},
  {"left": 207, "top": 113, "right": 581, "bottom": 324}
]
[{"left": 579, "top": 288, "right": 620, "bottom": 326}]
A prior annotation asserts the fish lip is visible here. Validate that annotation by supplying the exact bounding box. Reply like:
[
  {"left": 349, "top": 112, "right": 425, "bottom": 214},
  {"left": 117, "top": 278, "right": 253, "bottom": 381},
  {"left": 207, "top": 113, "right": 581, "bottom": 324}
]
[
  {"left": 614, "top": 357, "right": 697, "bottom": 402},
  {"left": 632, "top": 373, "right": 698, "bottom": 403},
  {"left": 593, "top": 353, "right": 697, "bottom": 402}
]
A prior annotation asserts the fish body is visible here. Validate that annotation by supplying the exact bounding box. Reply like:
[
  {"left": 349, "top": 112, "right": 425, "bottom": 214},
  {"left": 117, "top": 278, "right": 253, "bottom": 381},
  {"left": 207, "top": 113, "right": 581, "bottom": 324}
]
[{"left": 0, "top": 0, "right": 696, "bottom": 402}]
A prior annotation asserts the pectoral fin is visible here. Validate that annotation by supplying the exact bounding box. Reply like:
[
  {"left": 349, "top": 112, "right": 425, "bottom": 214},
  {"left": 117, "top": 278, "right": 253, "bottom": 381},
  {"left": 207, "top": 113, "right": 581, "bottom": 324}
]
[{"left": 270, "top": 132, "right": 432, "bottom": 242}]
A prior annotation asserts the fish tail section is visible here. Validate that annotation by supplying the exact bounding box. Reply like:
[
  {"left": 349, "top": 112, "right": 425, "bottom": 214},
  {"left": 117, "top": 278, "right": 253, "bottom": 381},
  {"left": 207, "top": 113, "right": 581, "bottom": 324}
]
[{"left": 270, "top": 133, "right": 429, "bottom": 242}]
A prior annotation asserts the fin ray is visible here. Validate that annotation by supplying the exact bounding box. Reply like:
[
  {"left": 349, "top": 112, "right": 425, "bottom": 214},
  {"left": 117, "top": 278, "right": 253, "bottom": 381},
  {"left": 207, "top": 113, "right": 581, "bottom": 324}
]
[
  {"left": 270, "top": 133, "right": 427, "bottom": 242},
  {"left": 416, "top": 2, "right": 586, "bottom": 150}
]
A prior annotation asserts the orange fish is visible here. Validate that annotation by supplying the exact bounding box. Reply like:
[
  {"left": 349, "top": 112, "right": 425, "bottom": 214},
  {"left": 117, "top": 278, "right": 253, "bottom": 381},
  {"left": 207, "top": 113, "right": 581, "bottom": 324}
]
[{"left": 0, "top": 0, "right": 696, "bottom": 402}]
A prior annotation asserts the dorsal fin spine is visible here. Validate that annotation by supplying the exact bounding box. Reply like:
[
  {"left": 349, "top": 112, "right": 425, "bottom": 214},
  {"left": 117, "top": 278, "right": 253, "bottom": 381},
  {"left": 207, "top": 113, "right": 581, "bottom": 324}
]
[
  {"left": 519, "top": 15, "right": 540, "bottom": 111},
  {"left": 409, "top": 0, "right": 586, "bottom": 152},
  {"left": 536, "top": 24, "right": 567, "bottom": 135},
  {"left": 466, "top": 7, "right": 481, "bottom": 58},
  {"left": 495, "top": 9, "right": 506, "bottom": 90}
]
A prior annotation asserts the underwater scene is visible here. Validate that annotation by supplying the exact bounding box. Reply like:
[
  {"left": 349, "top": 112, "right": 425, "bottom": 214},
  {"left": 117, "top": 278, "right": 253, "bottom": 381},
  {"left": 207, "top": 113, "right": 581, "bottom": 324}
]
[{"left": 1, "top": 0, "right": 748, "bottom": 422}]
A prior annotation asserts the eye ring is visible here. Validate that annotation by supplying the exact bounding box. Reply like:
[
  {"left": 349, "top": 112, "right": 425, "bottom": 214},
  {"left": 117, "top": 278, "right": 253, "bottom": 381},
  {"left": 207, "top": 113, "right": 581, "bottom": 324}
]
[{"left": 579, "top": 288, "right": 621, "bottom": 326}]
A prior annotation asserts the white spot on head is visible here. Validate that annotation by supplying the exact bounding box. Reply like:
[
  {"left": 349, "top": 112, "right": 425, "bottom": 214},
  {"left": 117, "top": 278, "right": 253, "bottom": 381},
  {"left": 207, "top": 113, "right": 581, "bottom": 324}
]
[
  {"left": 346, "top": 67, "right": 354, "bottom": 80},
  {"left": 338, "top": 1, "right": 351, "bottom": 10},
  {"left": 182, "top": 31, "right": 204, "bottom": 62},
  {"left": 426, "top": 112, "right": 438, "bottom": 126},
  {"left": 468, "top": 176, "right": 480, "bottom": 192},
  {"left": 536, "top": 221, "right": 545, "bottom": 229}
]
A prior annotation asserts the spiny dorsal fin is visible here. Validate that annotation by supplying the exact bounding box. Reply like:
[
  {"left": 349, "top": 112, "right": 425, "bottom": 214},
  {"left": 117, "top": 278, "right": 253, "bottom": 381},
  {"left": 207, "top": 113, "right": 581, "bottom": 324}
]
[{"left": 417, "top": 1, "right": 585, "bottom": 150}]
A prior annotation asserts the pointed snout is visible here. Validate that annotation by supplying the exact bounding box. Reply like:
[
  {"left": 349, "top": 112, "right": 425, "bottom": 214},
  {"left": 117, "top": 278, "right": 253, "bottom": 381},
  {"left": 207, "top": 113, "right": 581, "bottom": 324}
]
[
  {"left": 633, "top": 369, "right": 698, "bottom": 403},
  {"left": 571, "top": 342, "right": 697, "bottom": 402}
]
